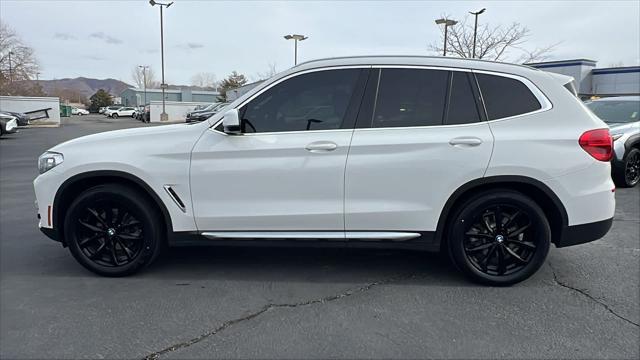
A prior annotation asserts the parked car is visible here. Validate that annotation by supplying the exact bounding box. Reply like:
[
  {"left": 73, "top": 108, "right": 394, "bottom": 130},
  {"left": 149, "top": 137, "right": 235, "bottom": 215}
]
[
  {"left": 105, "top": 107, "right": 136, "bottom": 118},
  {"left": 0, "top": 111, "right": 30, "bottom": 126},
  {"left": 103, "top": 106, "right": 122, "bottom": 116},
  {"left": 186, "top": 102, "right": 229, "bottom": 123},
  {"left": 133, "top": 106, "right": 145, "bottom": 120},
  {"left": 34, "top": 56, "right": 615, "bottom": 285},
  {"left": 98, "top": 107, "right": 106, "bottom": 114},
  {"left": 142, "top": 105, "right": 150, "bottom": 123},
  {"left": 585, "top": 96, "right": 640, "bottom": 187},
  {"left": 75, "top": 108, "right": 90, "bottom": 116},
  {"left": 0, "top": 113, "right": 18, "bottom": 137},
  {"left": 186, "top": 103, "right": 216, "bottom": 120}
]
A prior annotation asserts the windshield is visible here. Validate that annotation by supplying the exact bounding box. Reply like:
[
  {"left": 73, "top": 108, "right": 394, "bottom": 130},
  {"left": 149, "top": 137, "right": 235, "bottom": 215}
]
[{"left": 586, "top": 100, "right": 640, "bottom": 124}]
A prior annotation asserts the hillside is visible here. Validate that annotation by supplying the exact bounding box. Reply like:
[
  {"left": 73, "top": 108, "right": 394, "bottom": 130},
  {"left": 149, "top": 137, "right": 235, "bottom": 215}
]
[{"left": 38, "top": 77, "right": 132, "bottom": 99}]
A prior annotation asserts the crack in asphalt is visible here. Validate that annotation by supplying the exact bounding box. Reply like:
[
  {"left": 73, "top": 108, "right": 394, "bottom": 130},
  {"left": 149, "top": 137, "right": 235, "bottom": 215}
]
[
  {"left": 142, "top": 273, "right": 413, "bottom": 360},
  {"left": 547, "top": 262, "right": 639, "bottom": 328}
]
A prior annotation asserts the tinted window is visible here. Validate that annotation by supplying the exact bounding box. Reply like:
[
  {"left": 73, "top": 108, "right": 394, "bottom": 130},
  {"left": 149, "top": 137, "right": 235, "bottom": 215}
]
[
  {"left": 372, "top": 68, "right": 448, "bottom": 128},
  {"left": 240, "top": 69, "right": 360, "bottom": 133},
  {"left": 445, "top": 72, "right": 481, "bottom": 125},
  {"left": 476, "top": 73, "right": 542, "bottom": 120},
  {"left": 586, "top": 100, "right": 640, "bottom": 124}
]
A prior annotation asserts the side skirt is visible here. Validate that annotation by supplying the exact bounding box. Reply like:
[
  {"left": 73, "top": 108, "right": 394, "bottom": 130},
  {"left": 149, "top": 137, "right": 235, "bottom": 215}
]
[{"left": 168, "top": 231, "right": 439, "bottom": 251}]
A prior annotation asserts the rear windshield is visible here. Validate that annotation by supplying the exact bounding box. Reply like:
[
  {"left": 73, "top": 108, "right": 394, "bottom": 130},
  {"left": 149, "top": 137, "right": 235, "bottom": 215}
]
[{"left": 586, "top": 100, "right": 640, "bottom": 124}]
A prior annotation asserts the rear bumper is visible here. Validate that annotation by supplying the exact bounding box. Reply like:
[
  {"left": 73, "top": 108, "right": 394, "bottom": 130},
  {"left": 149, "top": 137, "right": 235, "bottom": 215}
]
[{"left": 556, "top": 217, "right": 613, "bottom": 248}]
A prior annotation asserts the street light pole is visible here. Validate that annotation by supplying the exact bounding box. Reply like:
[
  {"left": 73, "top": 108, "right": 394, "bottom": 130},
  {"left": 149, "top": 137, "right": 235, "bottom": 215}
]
[
  {"left": 284, "top": 34, "right": 308, "bottom": 65},
  {"left": 434, "top": 19, "right": 458, "bottom": 57},
  {"left": 149, "top": 0, "right": 173, "bottom": 121},
  {"left": 469, "top": 8, "right": 486, "bottom": 58},
  {"left": 138, "top": 65, "right": 149, "bottom": 106}
]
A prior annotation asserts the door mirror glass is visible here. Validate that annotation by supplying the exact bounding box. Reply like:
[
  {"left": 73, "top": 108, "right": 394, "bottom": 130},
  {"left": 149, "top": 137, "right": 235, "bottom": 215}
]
[{"left": 222, "top": 109, "right": 241, "bottom": 134}]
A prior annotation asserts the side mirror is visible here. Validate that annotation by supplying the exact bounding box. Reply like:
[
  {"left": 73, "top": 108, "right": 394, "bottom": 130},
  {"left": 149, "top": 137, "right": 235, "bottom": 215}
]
[{"left": 222, "top": 109, "right": 241, "bottom": 134}]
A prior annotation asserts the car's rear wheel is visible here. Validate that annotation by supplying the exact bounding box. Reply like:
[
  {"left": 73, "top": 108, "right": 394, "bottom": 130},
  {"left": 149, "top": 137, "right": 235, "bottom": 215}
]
[
  {"left": 112, "top": 113, "right": 119, "bottom": 119},
  {"left": 447, "top": 190, "right": 550, "bottom": 286},
  {"left": 614, "top": 148, "right": 640, "bottom": 188},
  {"left": 64, "top": 184, "right": 164, "bottom": 276}
]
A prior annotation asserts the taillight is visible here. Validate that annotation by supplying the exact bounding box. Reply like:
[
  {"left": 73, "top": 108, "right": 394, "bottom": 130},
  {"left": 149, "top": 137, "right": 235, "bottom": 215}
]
[{"left": 579, "top": 129, "right": 613, "bottom": 161}]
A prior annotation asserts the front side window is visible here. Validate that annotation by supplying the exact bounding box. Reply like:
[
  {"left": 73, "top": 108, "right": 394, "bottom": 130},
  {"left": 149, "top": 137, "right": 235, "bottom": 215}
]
[
  {"left": 240, "top": 69, "right": 361, "bottom": 133},
  {"left": 476, "top": 73, "right": 542, "bottom": 120},
  {"left": 372, "top": 68, "right": 448, "bottom": 128}
]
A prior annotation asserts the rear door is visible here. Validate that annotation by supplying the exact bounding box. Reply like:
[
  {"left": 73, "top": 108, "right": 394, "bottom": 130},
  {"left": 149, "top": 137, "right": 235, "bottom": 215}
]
[{"left": 344, "top": 67, "right": 494, "bottom": 233}]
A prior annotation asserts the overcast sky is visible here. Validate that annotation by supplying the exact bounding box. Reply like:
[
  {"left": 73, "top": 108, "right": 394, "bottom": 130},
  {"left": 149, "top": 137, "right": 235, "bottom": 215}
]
[{"left": 1, "top": 0, "right": 639, "bottom": 86}]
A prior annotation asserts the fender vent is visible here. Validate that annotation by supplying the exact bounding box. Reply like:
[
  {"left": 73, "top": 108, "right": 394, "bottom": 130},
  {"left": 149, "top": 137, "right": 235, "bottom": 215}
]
[{"left": 164, "top": 185, "right": 186, "bottom": 212}]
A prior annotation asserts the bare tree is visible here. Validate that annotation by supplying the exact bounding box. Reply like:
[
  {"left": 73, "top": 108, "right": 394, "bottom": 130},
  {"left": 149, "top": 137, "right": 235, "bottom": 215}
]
[
  {"left": 0, "top": 21, "right": 40, "bottom": 94},
  {"left": 429, "top": 16, "right": 557, "bottom": 63},
  {"left": 131, "top": 65, "right": 157, "bottom": 89},
  {"left": 252, "top": 62, "right": 278, "bottom": 82},
  {"left": 190, "top": 72, "right": 218, "bottom": 89}
]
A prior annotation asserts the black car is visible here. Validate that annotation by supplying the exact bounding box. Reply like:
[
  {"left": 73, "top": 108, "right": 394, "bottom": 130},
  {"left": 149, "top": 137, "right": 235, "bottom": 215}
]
[
  {"left": 0, "top": 111, "right": 29, "bottom": 126},
  {"left": 186, "top": 103, "right": 228, "bottom": 123}
]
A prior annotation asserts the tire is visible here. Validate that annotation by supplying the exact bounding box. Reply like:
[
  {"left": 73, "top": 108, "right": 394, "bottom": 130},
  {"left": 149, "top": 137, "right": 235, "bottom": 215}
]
[
  {"left": 63, "top": 183, "right": 164, "bottom": 276},
  {"left": 112, "top": 113, "right": 119, "bottom": 119},
  {"left": 613, "top": 148, "right": 640, "bottom": 188},
  {"left": 447, "top": 190, "right": 551, "bottom": 286}
]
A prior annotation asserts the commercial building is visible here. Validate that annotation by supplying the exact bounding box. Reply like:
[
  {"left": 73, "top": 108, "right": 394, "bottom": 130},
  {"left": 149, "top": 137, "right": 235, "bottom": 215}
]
[
  {"left": 119, "top": 87, "right": 219, "bottom": 106},
  {"left": 527, "top": 59, "right": 640, "bottom": 98}
]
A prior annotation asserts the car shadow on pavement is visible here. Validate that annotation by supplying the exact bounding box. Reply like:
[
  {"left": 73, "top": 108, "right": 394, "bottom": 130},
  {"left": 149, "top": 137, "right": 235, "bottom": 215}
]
[{"left": 135, "top": 246, "right": 472, "bottom": 286}]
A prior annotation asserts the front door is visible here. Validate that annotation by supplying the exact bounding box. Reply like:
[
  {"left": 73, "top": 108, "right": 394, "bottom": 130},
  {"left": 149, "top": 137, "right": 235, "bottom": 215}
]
[{"left": 190, "top": 68, "right": 368, "bottom": 232}]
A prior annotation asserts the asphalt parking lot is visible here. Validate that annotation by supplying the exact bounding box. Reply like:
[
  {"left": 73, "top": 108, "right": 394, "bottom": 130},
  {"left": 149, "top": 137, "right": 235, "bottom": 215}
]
[{"left": 1, "top": 114, "right": 638, "bottom": 359}]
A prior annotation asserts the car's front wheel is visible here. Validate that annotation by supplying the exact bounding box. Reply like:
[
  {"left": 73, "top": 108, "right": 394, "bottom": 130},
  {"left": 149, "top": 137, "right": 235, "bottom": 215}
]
[
  {"left": 613, "top": 148, "right": 640, "bottom": 188},
  {"left": 64, "top": 184, "right": 164, "bottom": 276},
  {"left": 447, "top": 190, "right": 550, "bottom": 286}
]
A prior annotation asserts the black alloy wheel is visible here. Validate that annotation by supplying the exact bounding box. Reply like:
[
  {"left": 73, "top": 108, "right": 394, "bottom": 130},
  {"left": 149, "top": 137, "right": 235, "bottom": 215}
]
[
  {"left": 75, "top": 204, "right": 143, "bottom": 267},
  {"left": 64, "top": 184, "right": 164, "bottom": 276},
  {"left": 448, "top": 190, "right": 550, "bottom": 286},
  {"left": 624, "top": 148, "right": 640, "bottom": 187}
]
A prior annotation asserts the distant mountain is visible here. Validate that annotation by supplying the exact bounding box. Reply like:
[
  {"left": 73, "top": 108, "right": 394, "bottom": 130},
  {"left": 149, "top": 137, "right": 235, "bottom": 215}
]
[{"left": 38, "top": 77, "right": 132, "bottom": 99}]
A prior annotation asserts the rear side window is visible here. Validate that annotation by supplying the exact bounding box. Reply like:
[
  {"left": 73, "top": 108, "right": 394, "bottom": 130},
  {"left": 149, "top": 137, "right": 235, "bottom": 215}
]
[
  {"left": 476, "top": 73, "right": 542, "bottom": 120},
  {"left": 445, "top": 72, "right": 481, "bottom": 125},
  {"left": 372, "top": 68, "right": 448, "bottom": 128}
]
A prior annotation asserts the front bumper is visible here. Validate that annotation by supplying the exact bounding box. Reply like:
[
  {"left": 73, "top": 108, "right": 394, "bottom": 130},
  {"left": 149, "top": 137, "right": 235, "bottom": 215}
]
[{"left": 556, "top": 217, "right": 613, "bottom": 248}]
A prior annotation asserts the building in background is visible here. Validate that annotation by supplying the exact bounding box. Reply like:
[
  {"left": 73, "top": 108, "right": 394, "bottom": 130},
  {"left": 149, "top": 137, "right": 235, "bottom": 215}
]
[
  {"left": 119, "top": 88, "right": 219, "bottom": 106},
  {"left": 226, "top": 81, "right": 264, "bottom": 101},
  {"left": 527, "top": 59, "right": 640, "bottom": 98}
]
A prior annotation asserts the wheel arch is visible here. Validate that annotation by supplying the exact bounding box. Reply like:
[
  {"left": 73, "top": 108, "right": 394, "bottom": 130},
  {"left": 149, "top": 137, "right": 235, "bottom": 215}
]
[
  {"left": 435, "top": 176, "right": 569, "bottom": 250},
  {"left": 52, "top": 170, "right": 173, "bottom": 245}
]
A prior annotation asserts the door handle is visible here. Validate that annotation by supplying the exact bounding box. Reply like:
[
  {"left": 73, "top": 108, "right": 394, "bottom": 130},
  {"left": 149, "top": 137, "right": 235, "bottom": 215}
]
[
  {"left": 305, "top": 141, "right": 338, "bottom": 152},
  {"left": 449, "top": 137, "right": 483, "bottom": 147}
]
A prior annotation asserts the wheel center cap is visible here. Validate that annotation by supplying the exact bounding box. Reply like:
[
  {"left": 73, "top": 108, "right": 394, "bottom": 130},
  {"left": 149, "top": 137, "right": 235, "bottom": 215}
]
[
  {"left": 495, "top": 235, "right": 505, "bottom": 243},
  {"left": 107, "top": 228, "right": 116, "bottom": 237}
]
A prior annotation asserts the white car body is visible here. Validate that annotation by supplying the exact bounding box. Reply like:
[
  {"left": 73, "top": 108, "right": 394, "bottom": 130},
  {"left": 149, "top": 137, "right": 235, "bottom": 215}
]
[
  {"left": 33, "top": 56, "right": 615, "bottom": 282},
  {"left": 105, "top": 107, "right": 135, "bottom": 118},
  {"left": 75, "top": 109, "right": 90, "bottom": 116}
]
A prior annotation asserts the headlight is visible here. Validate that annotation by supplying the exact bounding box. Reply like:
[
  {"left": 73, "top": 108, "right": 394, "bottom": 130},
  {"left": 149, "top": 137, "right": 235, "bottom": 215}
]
[
  {"left": 38, "top": 152, "right": 64, "bottom": 174},
  {"left": 5, "top": 118, "right": 17, "bottom": 132},
  {"left": 612, "top": 134, "right": 623, "bottom": 141}
]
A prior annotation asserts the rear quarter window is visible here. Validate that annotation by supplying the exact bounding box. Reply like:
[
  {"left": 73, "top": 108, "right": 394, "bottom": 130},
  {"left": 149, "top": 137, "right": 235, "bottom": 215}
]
[{"left": 476, "top": 73, "right": 542, "bottom": 120}]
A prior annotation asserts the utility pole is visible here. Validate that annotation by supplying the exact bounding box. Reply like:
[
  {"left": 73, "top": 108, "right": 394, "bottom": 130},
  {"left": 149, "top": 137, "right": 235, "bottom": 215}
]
[
  {"left": 469, "top": 8, "right": 486, "bottom": 58},
  {"left": 435, "top": 19, "right": 458, "bottom": 56},
  {"left": 284, "top": 34, "right": 308, "bottom": 65},
  {"left": 149, "top": 0, "right": 173, "bottom": 121}
]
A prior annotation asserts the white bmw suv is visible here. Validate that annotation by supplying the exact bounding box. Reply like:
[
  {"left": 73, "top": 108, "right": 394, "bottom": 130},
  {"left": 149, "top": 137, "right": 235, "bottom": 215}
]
[{"left": 34, "top": 56, "right": 615, "bottom": 285}]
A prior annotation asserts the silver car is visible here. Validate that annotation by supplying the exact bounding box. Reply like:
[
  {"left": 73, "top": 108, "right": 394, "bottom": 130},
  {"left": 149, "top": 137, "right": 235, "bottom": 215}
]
[{"left": 586, "top": 96, "right": 640, "bottom": 187}]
